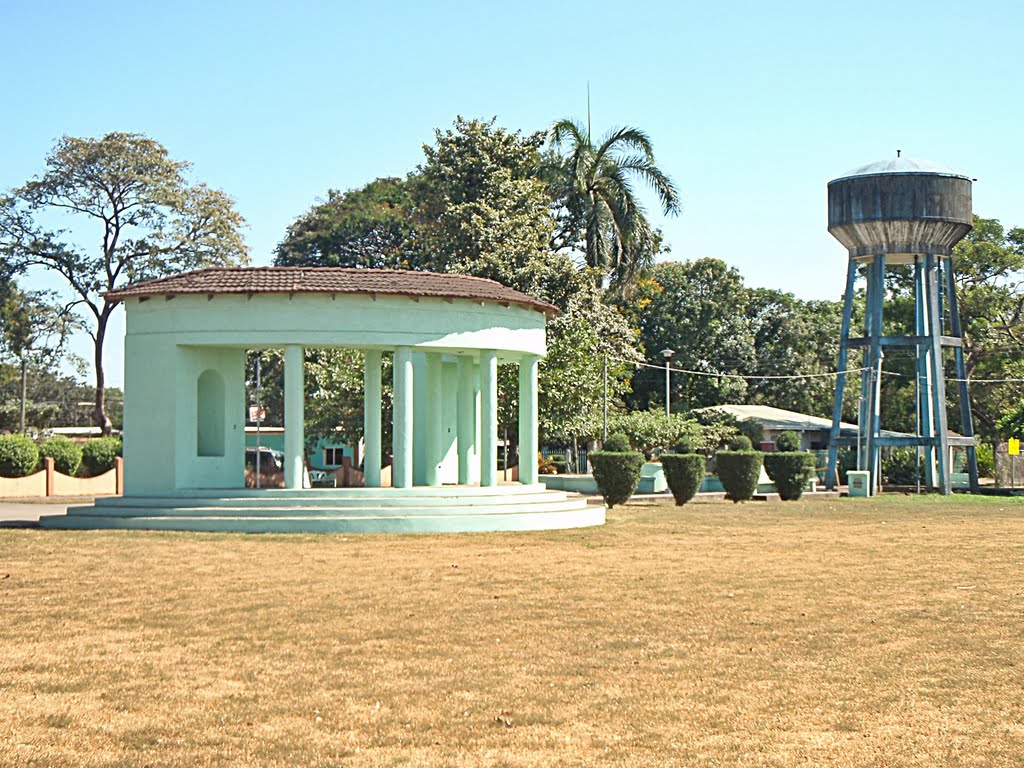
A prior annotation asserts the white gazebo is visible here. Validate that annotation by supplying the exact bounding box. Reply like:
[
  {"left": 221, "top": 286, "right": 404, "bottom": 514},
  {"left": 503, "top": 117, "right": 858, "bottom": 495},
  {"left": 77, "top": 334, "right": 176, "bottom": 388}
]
[{"left": 41, "top": 267, "right": 604, "bottom": 533}]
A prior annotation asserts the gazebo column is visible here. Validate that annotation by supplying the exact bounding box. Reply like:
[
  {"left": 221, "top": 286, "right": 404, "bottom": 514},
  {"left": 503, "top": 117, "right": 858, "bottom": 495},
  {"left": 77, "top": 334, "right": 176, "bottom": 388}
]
[
  {"left": 480, "top": 350, "right": 498, "bottom": 487},
  {"left": 518, "top": 355, "right": 539, "bottom": 485},
  {"left": 457, "top": 356, "right": 479, "bottom": 485},
  {"left": 392, "top": 346, "right": 414, "bottom": 488},
  {"left": 283, "top": 344, "right": 305, "bottom": 490},
  {"left": 363, "top": 350, "right": 382, "bottom": 488},
  {"left": 424, "top": 352, "right": 443, "bottom": 486}
]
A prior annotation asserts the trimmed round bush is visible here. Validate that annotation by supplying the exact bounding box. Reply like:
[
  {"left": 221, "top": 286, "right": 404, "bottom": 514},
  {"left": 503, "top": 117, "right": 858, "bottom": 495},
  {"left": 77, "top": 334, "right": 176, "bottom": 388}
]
[
  {"left": 590, "top": 450, "right": 644, "bottom": 508},
  {"left": 716, "top": 450, "right": 763, "bottom": 502},
  {"left": 81, "top": 436, "right": 123, "bottom": 476},
  {"left": 728, "top": 434, "right": 753, "bottom": 451},
  {"left": 602, "top": 432, "right": 631, "bottom": 452},
  {"left": 39, "top": 437, "right": 83, "bottom": 476},
  {"left": 763, "top": 452, "right": 816, "bottom": 501},
  {"left": 0, "top": 434, "right": 41, "bottom": 478},
  {"left": 775, "top": 430, "right": 800, "bottom": 452},
  {"left": 661, "top": 453, "right": 706, "bottom": 506}
]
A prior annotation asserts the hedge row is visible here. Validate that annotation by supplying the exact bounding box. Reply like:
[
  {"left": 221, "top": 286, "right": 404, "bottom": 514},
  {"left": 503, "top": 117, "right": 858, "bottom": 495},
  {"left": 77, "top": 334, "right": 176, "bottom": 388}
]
[{"left": 0, "top": 435, "right": 121, "bottom": 478}]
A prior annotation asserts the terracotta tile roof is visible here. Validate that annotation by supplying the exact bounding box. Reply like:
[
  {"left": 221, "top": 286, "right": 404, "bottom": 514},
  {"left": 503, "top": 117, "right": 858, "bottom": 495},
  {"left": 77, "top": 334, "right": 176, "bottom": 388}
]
[{"left": 105, "top": 267, "right": 558, "bottom": 316}]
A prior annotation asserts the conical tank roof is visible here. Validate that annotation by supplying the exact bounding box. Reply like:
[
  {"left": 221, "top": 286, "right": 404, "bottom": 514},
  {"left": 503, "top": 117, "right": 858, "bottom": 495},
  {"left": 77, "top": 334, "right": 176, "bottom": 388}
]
[{"left": 831, "top": 156, "right": 969, "bottom": 184}]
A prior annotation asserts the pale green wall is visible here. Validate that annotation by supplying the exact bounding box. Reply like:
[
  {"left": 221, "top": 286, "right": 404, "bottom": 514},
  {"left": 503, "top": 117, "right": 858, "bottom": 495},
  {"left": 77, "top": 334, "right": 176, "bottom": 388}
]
[
  {"left": 127, "top": 294, "right": 547, "bottom": 357},
  {"left": 174, "top": 346, "right": 245, "bottom": 490},
  {"left": 123, "top": 333, "right": 177, "bottom": 495}
]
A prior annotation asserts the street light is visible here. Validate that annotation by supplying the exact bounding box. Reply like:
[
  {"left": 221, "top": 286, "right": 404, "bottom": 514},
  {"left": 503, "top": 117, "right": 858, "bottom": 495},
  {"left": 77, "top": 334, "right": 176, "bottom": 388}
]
[{"left": 660, "top": 348, "right": 675, "bottom": 418}]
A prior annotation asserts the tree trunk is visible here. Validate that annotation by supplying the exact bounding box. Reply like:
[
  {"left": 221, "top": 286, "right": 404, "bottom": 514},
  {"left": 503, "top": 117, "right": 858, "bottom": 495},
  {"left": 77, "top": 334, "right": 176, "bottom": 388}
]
[
  {"left": 19, "top": 357, "right": 27, "bottom": 434},
  {"left": 93, "top": 307, "right": 113, "bottom": 435}
]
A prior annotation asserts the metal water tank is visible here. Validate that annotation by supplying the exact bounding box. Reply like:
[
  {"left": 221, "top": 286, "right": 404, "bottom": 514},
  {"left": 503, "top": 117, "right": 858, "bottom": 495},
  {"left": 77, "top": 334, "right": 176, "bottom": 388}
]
[{"left": 827, "top": 156, "right": 972, "bottom": 262}]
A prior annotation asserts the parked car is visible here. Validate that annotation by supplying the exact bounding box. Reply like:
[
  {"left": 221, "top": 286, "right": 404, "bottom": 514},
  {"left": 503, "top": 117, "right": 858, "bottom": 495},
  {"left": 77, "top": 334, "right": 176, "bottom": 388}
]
[
  {"left": 244, "top": 447, "right": 313, "bottom": 488},
  {"left": 245, "top": 447, "right": 285, "bottom": 474}
]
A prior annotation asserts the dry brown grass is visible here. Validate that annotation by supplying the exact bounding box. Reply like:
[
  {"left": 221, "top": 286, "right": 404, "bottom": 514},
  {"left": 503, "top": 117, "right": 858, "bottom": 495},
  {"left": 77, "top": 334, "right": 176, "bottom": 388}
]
[{"left": 1, "top": 494, "right": 1023, "bottom": 767}]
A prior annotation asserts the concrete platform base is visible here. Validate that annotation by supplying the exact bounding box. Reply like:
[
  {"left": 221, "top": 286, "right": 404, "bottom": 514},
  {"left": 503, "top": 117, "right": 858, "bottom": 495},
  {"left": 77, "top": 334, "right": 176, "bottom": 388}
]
[{"left": 38, "top": 484, "right": 605, "bottom": 534}]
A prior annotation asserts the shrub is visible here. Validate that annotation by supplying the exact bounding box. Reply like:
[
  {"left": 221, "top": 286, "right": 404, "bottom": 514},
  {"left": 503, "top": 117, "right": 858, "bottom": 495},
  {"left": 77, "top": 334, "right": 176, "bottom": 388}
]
[
  {"left": 602, "top": 432, "right": 631, "bottom": 452},
  {"left": 550, "top": 460, "right": 571, "bottom": 474},
  {"left": 763, "top": 452, "right": 816, "bottom": 500},
  {"left": 590, "top": 450, "right": 644, "bottom": 508},
  {"left": 728, "top": 434, "right": 753, "bottom": 451},
  {"left": 39, "top": 437, "right": 83, "bottom": 476},
  {"left": 836, "top": 448, "right": 858, "bottom": 485},
  {"left": 0, "top": 434, "right": 40, "bottom": 478},
  {"left": 975, "top": 442, "right": 994, "bottom": 478},
  {"left": 775, "top": 430, "right": 801, "bottom": 452},
  {"left": 81, "top": 437, "right": 123, "bottom": 476},
  {"left": 606, "top": 410, "right": 712, "bottom": 454},
  {"left": 661, "top": 453, "right": 706, "bottom": 505},
  {"left": 716, "top": 450, "right": 763, "bottom": 502},
  {"left": 881, "top": 448, "right": 922, "bottom": 485},
  {"left": 673, "top": 439, "right": 697, "bottom": 455}
]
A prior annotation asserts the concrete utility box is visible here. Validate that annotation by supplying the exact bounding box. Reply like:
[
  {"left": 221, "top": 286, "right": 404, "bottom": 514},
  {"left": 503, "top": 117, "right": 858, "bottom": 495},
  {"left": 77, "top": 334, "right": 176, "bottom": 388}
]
[{"left": 847, "top": 470, "right": 871, "bottom": 497}]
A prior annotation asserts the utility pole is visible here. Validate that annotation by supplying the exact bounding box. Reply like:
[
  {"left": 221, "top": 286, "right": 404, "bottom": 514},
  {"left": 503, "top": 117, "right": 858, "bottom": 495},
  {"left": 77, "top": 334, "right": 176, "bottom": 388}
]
[
  {"left": 602, "top": 354, "right": 608, "bottom": 443},
  {"left": 661, "top": 349, "right": 675, "bottom": 418}
]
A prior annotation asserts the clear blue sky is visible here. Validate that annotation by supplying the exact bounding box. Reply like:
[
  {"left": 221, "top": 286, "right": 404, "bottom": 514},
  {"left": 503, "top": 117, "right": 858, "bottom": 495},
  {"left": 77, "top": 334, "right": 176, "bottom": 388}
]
[{"left": 3, "top": 0, "right": 1022, "bottom": 387}]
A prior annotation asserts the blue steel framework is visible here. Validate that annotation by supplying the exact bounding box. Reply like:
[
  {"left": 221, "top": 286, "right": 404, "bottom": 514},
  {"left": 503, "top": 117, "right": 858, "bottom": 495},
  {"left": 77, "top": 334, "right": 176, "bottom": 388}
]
[{"left": 826, "top": 255, "right": 979, "bottom": 494}]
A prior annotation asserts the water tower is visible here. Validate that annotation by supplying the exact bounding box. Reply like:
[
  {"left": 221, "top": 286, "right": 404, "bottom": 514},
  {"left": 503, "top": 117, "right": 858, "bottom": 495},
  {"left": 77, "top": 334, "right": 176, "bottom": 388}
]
[{"left": 825, "top": 155, "right": 979, "bottom": 494}]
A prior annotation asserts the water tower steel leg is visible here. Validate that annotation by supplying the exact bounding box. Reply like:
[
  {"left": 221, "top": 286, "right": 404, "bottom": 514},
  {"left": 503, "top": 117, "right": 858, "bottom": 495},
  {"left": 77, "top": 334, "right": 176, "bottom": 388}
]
[
  {"left": 858, "top": 261, "right": 874, "bottom": 475},
  {"left": 945, "top": 258, "right": 979, "bottom": 492},
  {"left": 866, "top": 254, "right": 885, "bottom": 493},
  {"left": 915, "top": 261, "right": 936, "bottom": 487},
  {"left": 827, "top": 259, "right": 858, "bottom": 490},
  {"left": 925, "top": 254, "right": 952, "bottom": 494}
]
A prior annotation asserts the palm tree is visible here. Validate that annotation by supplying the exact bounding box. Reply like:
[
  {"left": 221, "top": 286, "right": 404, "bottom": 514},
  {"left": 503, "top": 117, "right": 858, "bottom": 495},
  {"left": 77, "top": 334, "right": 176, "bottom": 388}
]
[{"left": 547, "top": 118, "right": 680, "bottom": 292}]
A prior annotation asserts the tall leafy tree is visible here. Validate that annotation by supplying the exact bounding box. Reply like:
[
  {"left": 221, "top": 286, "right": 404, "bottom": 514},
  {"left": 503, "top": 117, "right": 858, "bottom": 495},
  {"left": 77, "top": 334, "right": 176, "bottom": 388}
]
[
  {"left": 275, "top": 177, "right": 422, "bottom": 269},
  {"left": 0, "top": 282, "right": 78, "bottom": 432},
  {"left": 745, "top": 288, "right": 844, "bottom": 417},
  {"left": 275, "top": 117, "right": 642, "bottom": 449},
  {"left": 547, "top": 118, "right": 680, "bottom": 293},
  {"left": 0, "top": 133, "right": 248, "bottom": 432},
  {"left": 627, "top": 259, "right": 755, "bottom": 411}
]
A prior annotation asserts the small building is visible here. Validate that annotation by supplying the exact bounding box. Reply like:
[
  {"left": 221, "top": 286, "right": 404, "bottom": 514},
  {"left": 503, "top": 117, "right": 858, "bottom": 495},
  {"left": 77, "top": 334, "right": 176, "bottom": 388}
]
[{"left": 699, "top": 404, "right": 860, "bottom": 450}]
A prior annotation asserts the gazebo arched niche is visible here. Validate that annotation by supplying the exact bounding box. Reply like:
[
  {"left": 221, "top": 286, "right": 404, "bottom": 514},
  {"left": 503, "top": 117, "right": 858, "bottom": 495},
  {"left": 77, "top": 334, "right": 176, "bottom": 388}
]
[{"left": 115, "top": 268, "right": 551, "bottom": 497}]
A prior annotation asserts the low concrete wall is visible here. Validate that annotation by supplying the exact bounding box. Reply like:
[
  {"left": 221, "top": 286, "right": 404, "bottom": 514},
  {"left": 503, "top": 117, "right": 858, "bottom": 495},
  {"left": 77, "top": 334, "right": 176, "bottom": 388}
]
[
  {"left": 0, "top": 469, "right": 47, "bottom": 498},
  {"left": 0, "top": 457, "right": 123, "bottom": 498}
]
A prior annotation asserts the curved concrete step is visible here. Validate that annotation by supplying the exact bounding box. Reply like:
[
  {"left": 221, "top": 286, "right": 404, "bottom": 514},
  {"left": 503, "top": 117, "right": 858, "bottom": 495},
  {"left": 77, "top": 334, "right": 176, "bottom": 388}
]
[
  {"left": 39, "top": 506, "right": 607, "bottom": 534},
  {"left": 91, "top": 490, "right": 572, "bottom": 509},
  {"left": 168, "top": 484, "right": 553, "bottom": 500},
  {"left": 61, "top": 498, "right": 592, "bottom": 519}
]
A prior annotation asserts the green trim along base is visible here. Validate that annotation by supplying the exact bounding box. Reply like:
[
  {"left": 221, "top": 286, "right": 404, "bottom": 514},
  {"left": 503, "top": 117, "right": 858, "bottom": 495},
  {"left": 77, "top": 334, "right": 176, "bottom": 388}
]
[{"left": 38, "top": 484, "right": 605, "bottom": 534}]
